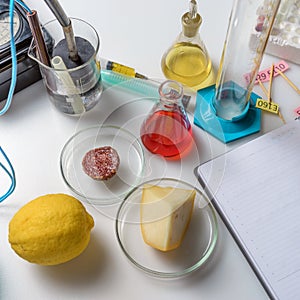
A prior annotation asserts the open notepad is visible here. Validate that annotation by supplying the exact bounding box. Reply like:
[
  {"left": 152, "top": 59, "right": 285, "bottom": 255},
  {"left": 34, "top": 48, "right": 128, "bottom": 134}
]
[{"left": 195, "top": 121, "right": 300, "bottom": 300}]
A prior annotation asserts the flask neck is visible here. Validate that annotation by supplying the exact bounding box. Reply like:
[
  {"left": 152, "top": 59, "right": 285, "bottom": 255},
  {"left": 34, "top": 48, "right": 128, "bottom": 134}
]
[
  {"left": 181, "top": 12, "right": 202, "bottom": 38},
  {"left": 177, "top": 31, "right": 202, "bottom": 45},
  {"left": 158, "top": 80, "right": 184, "bottom": 107}
]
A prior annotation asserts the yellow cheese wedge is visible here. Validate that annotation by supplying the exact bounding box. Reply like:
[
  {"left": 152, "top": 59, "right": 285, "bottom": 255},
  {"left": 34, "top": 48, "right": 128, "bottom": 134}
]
[{"left": 140, "top": 184, "right": 195, "bottom": 252}]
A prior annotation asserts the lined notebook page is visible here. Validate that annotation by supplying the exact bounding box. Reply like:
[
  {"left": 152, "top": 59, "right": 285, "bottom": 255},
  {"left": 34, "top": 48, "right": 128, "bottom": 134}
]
[{"left": 196, "top": 121, "right": 300, "bottom": 300}]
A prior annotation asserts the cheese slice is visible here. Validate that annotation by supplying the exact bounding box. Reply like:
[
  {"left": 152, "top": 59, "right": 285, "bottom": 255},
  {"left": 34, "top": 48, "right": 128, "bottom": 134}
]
[{"left": 140, "top": 184, "right": 195, "bottom": 252}]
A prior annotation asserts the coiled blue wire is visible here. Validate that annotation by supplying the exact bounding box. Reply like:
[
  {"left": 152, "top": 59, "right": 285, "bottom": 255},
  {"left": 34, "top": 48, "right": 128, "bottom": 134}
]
[
  {"left": 0, "top": 0, "right": 28, "bottom": 199},
  {"left": 0, "top": 147, "right": 16, "bottom": 203},
  {"left": 0, "top": 0, "right": 32, "bottom": 116}
]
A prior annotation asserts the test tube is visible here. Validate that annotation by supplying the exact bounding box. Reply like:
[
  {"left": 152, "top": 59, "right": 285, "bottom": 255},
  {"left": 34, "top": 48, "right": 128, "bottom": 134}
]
[
  {"left": 212, "top": 0, "right": 281, "bottom": 120},
  {"left": 51, "top": 56, "right": 85, "bottom": 114}
]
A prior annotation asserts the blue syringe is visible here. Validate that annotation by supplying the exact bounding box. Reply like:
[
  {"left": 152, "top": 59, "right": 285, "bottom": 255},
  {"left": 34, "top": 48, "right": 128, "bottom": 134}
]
[{"left": 100, "top": 59, "right": 196, "bottom": 113}]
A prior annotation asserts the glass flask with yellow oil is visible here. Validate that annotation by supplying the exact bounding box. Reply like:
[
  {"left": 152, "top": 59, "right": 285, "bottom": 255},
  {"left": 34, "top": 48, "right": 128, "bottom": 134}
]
[{"left": 161, "top": 0, "right": 214, "bottom": 90}]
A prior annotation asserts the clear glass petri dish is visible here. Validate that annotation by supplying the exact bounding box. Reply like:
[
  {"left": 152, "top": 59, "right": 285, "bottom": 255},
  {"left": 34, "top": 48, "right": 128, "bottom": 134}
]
[
  {"left": 115, "top": 178, "right": 218, "bottom": 279},
  {"left": 60, "top": 125, "right": 145, "bottom": 205}
]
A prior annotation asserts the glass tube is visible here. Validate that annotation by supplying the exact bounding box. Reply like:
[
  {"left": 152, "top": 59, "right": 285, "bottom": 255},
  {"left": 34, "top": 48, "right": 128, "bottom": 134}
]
[{"left": 213, "top": 0, "right": 281, "bottom": 121}]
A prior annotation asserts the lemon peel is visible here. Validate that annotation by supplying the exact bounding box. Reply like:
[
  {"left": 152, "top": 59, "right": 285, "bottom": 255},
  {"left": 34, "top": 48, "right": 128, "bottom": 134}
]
[{"left": 8, "top": 193, "right": 94, "bottom": 265}]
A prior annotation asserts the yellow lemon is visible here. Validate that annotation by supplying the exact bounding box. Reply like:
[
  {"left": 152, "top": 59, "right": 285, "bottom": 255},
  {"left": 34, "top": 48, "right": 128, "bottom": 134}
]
[{"left": 8, "top": 193, "right": 94, "bottom": 265}]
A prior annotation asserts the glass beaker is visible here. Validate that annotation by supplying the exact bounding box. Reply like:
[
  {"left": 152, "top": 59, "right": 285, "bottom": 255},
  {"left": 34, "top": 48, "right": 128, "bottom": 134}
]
[
  {"left": 212, "top": 0, "right": 281, "bottom": 120},
  {"left": 28, "top": 18, "right": 103, "bottom": 115},
  {"left": 140, "top": 80, "right": 193, "bottom": 159}
]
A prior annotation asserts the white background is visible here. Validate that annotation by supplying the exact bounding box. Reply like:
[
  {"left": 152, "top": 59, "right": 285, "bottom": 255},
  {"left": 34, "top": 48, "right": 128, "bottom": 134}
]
[{"left": 1, "top": 0, "right": 299, "bottom": 299}]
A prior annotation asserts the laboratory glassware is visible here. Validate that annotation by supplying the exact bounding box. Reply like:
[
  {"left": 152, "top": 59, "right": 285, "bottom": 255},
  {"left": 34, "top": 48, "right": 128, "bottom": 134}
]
[
  {"left": 212, "top": 0, "right": 281, "bottom": 121},
  {"left": 140, "top": 80, "right": 193, "bottom": 158},
  {"left": 194, "top": 0, "right": 281, "bottom": 143},
  {"left": 161, "top": 0, "right": 214, "bottom": 90},
  {"left": 28, "top": 18, "right": 103, "bottom": 115}
]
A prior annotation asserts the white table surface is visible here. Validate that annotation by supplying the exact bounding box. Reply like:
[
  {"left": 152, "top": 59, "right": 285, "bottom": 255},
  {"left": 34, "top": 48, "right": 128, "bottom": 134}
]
[{"left": 1, "top": 0, "right": 299, "bottom": 299}]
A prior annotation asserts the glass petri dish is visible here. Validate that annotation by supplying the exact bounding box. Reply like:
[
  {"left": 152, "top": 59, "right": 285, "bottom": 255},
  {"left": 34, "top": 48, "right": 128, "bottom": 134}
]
[
  {"left": 115, "top": 178, "right": 218, "bottom": 278},
  {"left": 60, "top": 125, "right": 145, "bottom": 205}
]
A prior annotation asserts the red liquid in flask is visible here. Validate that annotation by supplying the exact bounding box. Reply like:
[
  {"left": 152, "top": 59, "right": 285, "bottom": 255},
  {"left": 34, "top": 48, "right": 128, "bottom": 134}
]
[{"left": 140, "top": 109, "right": 193, "bottom": 158}]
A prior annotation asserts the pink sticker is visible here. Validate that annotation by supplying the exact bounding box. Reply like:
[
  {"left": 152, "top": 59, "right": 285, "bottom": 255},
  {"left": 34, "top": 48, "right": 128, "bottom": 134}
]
[
  {"left": 294, "top": 106, "right": 300, "bottom": 116},
  {"left": 244, "top": 60, "right": 289, "bottom": 84}
]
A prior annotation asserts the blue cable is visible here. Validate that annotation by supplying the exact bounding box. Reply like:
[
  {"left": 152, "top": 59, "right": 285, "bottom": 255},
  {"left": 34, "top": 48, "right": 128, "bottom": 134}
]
[
  {"left": 0, "top": 147, "right": 16, "bottom": 203},
  {"left": 0, "top": 0, "right": 32, "bottom": 116},
  {"left": 0, "top": 0, "right": 30, "bottom": 199},
  {"left": 15, "top": 0, "right": 32, "bottom": 13}
]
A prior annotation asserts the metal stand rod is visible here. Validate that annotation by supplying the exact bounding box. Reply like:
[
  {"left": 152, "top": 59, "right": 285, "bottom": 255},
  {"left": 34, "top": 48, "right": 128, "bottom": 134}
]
[{"left": 43, "top": 0, "right": 79, "bottom": 61}]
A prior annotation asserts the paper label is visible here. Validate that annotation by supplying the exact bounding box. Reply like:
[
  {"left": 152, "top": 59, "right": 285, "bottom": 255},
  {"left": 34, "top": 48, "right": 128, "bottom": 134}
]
[
  {"left": 294, "top": 106, "right": 300, "bottom": 116},
  {"left": 244, "top": 60, "right": 289, "bottom": 84},
  {"left": 255, "top": 99, "right": 279, "bottom": 114}
]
